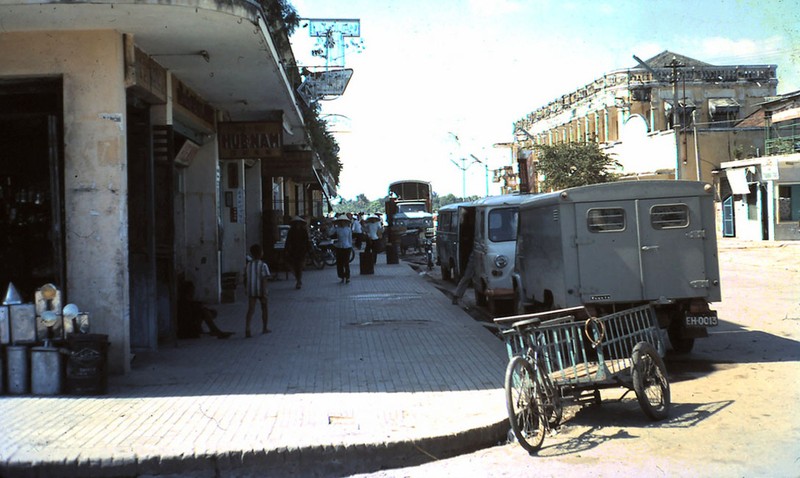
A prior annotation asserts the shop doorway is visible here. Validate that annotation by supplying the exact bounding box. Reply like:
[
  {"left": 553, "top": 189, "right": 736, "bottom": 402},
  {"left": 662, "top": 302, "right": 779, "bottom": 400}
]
[
  {"left": 127, "top": 99, "right": 158, "bottom": 350},
  {"left": 0, "top": 78, "right": 65, "bottom": 302}
]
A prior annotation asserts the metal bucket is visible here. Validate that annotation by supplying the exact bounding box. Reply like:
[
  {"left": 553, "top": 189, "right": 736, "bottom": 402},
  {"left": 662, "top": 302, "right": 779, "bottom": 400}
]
[
  {"left": 6, "top": 345, "right": 29, "bottom": 394},
  {"left": 31, "top": 347, "right": 63, "bottom": 395}
]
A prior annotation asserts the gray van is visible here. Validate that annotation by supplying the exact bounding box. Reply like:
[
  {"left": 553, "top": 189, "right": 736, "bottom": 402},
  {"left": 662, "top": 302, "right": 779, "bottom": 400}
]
[
  {"left": 470, "top": 194, "right": 526, "bottom": 312},
  {"left": 435, "top": 201, "right": 474, "bottom": 282},
  {"left": 512, "top": 180, "right": 721, "bottom": 353}
]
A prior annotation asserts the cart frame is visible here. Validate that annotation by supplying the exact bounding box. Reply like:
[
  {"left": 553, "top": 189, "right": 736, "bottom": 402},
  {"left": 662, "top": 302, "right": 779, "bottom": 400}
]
[{"left": 495, "top": 304, "right": 670, "bottom": 453}]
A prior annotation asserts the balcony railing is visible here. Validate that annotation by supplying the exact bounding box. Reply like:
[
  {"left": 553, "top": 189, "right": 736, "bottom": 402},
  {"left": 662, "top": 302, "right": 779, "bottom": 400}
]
[
  {"left": 766, "top": 123, "right": 800, "bottom": 156},
  {"left": 514, "top": 65, "right": 777, "bottom": 131}
]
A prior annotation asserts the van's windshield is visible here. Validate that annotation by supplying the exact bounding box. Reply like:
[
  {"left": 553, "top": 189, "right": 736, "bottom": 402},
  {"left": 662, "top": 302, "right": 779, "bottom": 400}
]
[{"left": 488, "top": 207, "right": 518, "bottom": 242}]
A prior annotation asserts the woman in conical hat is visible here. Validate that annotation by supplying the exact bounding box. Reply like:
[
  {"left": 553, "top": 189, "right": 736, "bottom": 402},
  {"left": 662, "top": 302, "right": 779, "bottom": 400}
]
[{"left": 331, "top": 214, "right": 353, "bottom": 283}]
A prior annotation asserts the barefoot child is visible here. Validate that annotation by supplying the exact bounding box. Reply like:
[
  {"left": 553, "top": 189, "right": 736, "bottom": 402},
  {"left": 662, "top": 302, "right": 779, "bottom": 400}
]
[{"left": 244, "top": 244, "right": 270, "bottom": 337}]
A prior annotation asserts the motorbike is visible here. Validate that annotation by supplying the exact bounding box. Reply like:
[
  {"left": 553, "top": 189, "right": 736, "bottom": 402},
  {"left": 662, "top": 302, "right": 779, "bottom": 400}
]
[{"left": 307, "top": 224, "right": 334, "bottom": 269}]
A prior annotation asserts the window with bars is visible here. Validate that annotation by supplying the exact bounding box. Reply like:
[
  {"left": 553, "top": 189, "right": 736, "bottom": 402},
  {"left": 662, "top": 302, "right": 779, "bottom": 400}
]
[
  {"left": 650, "top": 204, "right": 690, "bottom": 229},
  {"left": 587, "top": 208, "right": 625, "bottom": 232}
]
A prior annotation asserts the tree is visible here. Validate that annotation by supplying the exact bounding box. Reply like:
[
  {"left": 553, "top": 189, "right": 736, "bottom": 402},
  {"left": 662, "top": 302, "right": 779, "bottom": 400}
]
[{"left": 534, "top": 142, "right": 621, "bottom": 191}]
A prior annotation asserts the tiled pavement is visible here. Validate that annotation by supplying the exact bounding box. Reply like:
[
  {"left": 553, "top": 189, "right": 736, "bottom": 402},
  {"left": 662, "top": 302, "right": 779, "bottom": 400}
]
[{"left": 0, "top": 254, "right": 509, "bottom": 477}]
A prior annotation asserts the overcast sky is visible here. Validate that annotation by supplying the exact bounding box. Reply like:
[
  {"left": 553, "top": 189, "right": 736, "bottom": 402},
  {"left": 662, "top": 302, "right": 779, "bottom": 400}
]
[{"left": 290, "top": 0, "right": 800, "bottom": 201}]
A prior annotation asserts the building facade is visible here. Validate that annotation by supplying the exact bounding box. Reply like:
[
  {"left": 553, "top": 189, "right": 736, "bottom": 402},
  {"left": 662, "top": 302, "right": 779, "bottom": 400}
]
[
  {"left": 0, "top": 0, "right": 336, "bottom": 373},
  {"left": 720, "top": 91, "right": 800, "bottom": 241},
  {"left": 512, "top": 51, "right": 778, "bottom": 192}
]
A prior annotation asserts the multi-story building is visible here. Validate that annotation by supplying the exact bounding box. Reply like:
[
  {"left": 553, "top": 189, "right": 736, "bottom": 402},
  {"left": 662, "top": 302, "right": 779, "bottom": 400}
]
[
  {"left": 720, "top": 90, "right": 800, "bottom": 240},
  {"left": 0, "top": 0, "right": 338, "bottom": 373},
  {"left": 512, "top": 51, "right": 777, "bottom": 192}
]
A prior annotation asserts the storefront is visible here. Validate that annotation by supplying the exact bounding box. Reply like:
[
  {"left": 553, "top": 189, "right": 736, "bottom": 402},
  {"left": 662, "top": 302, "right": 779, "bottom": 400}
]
[
  {"left": 0, "top": 1, "right": 323, "bottom": 375},
  {"left": 721, "top": 155, "right": 800, "bottom": 241}
]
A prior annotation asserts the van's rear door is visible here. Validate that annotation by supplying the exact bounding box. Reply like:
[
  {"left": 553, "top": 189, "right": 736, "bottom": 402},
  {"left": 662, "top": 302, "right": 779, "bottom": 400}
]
[
  {"left": 637, "top": 197, "right": 709, "bottom": 300},
  {"left": 575, "top": 200, "right": 643, "bottom": 303}
]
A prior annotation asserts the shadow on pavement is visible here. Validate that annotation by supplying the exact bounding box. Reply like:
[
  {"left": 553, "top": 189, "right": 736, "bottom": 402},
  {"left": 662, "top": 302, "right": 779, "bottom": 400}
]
[{"left": 535, "top": 399, "right": 733, "bottom": 457}]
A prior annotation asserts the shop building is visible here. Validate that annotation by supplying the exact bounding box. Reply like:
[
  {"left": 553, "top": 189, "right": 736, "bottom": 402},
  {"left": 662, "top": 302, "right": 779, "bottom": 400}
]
[
  {"left": 720, "top": 90, "right": 800, "bottom": 241},
  {"left": 0, "top": 1, "right": 335, "bottom": 373}
]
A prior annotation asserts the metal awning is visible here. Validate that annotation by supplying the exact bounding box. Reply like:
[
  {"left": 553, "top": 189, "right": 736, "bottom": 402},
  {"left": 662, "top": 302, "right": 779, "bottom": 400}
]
[
  {"left": 0, "top": 0, "right": 306, "bottom": 144},
  {"left": 664, "top": 99, "right": 696, "bottom": 116},
  {"left": 726, "top": 167, "right": 751, "bottom": 195},
  {"left": 709, "top": 98, "right": 740, "bottom": 115}
]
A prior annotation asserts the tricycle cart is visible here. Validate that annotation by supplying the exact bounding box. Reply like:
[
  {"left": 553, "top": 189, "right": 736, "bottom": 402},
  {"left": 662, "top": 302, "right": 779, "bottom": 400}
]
[{"left": 494, "top": 304, "right": 670, "bottom": 453}]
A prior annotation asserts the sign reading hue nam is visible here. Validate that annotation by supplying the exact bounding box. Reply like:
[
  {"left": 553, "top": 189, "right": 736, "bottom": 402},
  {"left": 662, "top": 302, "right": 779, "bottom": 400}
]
[{"left": 218, "top": 122, "right": 282, "bottom": 159}]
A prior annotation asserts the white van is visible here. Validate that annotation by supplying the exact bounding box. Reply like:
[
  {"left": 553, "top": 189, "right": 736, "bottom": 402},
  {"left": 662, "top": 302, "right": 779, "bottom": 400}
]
[{"left": 470, "top": 194, "right": 526, "bottom": 312}]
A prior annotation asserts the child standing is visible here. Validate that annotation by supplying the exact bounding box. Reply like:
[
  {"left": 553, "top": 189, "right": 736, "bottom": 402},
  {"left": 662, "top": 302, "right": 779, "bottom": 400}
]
[{"left": 244, "top": 244, "right": 270, "bottom": 337}]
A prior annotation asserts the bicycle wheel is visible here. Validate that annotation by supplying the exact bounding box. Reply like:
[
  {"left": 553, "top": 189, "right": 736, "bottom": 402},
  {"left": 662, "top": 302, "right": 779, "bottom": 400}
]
[
  {"left": 322, "top": 248, "right": 336, "bottom": 266},
  {"left": 631, "top": 341, "right": 671, "bottom": 420},
  {"left": 504, "top": 356, "right": 546, "bottom": 453}
]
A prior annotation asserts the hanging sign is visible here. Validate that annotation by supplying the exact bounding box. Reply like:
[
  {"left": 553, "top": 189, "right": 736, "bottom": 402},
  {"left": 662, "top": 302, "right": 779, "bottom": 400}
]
[{"left": 218, "top": 121, "right": 282, "bottom": 159}]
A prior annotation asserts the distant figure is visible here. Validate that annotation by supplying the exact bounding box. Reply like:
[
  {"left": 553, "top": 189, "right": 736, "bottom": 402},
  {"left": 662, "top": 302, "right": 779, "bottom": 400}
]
[
  {"left": 332, "top": 214, "right": 353, "bottom": 283},
  {"left": 351, "top": 212, "right": 364, "bottom": 250},
  {"left": 363, "top": 214, "right": 383, "bottom": 264},
  {"left": 177, "top": 280, "right": 233, "bottom": 339},
  {"left": 244, "top": 244, "right": 271, "bottom": 337},
  {"left": 285, "top": 216, "right": 310, "bottom": 289}
]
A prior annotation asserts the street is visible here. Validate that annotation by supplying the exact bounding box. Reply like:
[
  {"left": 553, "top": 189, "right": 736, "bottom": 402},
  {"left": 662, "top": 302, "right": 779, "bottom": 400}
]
[{"left": 371, "top": 240, "right": 800, "bottom": 478}]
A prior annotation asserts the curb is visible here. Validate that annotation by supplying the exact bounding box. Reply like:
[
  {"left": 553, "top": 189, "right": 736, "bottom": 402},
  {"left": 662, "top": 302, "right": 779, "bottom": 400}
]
[{"left": 0, "top": 421, "right": 509, "bottom": 477}]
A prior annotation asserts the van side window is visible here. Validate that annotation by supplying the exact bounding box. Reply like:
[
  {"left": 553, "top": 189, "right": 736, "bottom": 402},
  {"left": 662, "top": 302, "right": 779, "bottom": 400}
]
[
  {"left": 438, "top": 212, "right": 448, "bottom": 232},
  {"left": 650, "top": 204, "right": 689, "bottom": 229},
  {"left": 587, "top": 208, "right": 625, "bottom": 232}
]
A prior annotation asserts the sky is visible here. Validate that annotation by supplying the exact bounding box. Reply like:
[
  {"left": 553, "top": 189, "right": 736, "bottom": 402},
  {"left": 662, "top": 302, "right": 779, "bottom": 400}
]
[{"left": 289, "top": 0, "right": 800, "bottom": 201}]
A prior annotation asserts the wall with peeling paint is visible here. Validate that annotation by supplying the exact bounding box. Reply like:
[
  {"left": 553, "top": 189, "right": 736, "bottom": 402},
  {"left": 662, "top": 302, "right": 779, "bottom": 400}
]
[{"left": 0, "top": 30, "right": 131, "bottom": 373}]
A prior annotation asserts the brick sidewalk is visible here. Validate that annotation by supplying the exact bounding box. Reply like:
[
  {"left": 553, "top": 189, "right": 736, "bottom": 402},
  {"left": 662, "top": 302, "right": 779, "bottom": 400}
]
[{"left": 0, "top": 254, "right": 509, "bottom": 477}]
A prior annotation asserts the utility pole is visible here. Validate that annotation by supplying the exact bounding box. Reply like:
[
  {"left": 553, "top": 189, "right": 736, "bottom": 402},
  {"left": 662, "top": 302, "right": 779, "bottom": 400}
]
[
  {"left": 470, "top": 154, "right": 489, "bottom": 197},
  {"left": 633, "top": 54, "right": 684, "bottom": 181},
  {"left": 666, "top": 57, "right": 685, "bottom": 180}
]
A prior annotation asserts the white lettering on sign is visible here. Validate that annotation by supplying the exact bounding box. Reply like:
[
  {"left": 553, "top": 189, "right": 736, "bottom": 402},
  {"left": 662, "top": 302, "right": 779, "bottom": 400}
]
[{"left": 685, "top": 315, "right": 719, "bottom": 326}]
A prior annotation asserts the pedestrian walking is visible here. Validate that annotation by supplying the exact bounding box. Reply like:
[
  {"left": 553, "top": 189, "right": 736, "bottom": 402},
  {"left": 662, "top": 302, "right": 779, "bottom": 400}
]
[
  {"left": 332, "top": 214, "right": 353, "bottom": 283},
  {"left": 244, "top": 244, "right": 270, "bottom": 337},
  {"left": 452, "top": 249, "right": 477, "bottom": 305},
  {"left": 285, "top": 216, "right": 309, "bottom": 289},
  {"left": 364, "top": 214, "right": 383, "bottom": 264}
]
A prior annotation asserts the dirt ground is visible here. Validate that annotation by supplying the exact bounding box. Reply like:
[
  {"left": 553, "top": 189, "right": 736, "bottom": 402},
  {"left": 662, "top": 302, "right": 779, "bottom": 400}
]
[{"left": 358, "top": 240, "right": 800, "bottom": 478}]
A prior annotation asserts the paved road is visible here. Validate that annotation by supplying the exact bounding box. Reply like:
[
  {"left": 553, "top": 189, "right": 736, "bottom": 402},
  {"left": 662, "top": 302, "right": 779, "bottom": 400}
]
[
  {"left": 354, "top": 240, "right": 800, "bottom": 478},
  {"left": 0, "top": 254, "right": 508, "bottom": 477}
]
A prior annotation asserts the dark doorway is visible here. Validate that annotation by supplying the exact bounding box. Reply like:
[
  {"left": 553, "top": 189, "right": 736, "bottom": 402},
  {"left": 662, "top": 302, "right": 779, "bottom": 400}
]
[
  {"left": 127, "top": 97, "right": 158, "bottom": 350},
  {"left": 0, "top": 78, "right": 64, "bottom": 302}
]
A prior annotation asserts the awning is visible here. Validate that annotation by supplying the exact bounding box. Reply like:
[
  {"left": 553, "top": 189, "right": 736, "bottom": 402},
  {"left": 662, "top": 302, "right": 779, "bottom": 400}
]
[
  {"left": 664, "top": 98, "right": 696, "bottom": 116},
  {"left": 709, "top": 98, "right": 740, "bottom": 115},
  {"left": 726, "top": 168, "right": 751, "bottom": 195}
]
